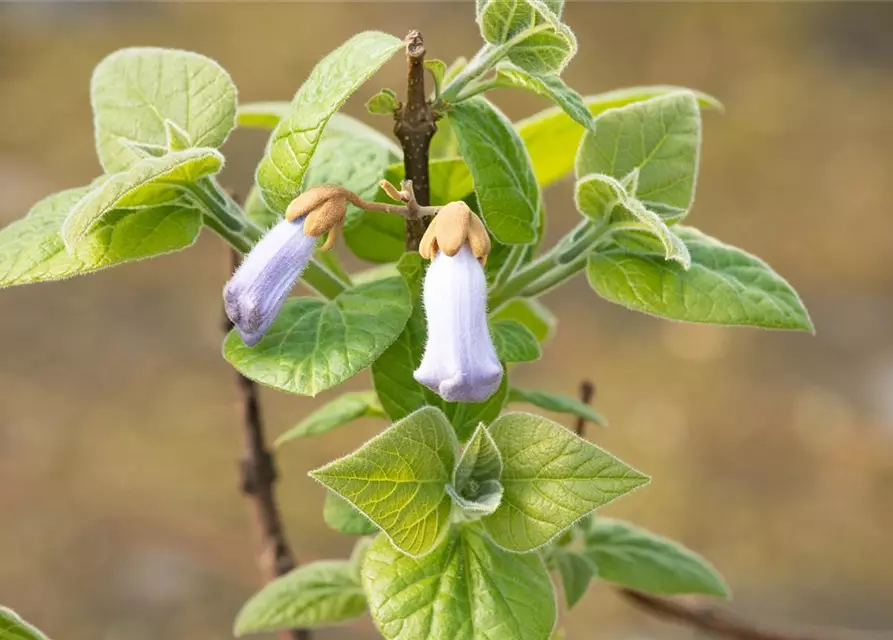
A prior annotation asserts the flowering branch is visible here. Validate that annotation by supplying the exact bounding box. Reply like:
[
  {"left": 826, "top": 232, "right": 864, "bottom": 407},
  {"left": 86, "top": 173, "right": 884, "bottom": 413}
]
[{"left": 344, "top": 179, "right": 440, "bottom": 220}]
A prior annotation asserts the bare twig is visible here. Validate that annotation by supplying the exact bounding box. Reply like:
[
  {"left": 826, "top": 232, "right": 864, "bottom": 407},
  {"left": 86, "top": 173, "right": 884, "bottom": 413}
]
[
  {"left": 342, "top": 179, "right": 440, "bottom": 220},
  {"left": 574, "top": 381, "right": 834, "bottom": 640},
  {"left": 394, "top": 30, "right": 437, "bottom": 251},
  {"left": 225, "top": 247, "right": 310, "bottom": 640},
  {"left": 617, "top": 589, "right": 834, "bottom": 640}
]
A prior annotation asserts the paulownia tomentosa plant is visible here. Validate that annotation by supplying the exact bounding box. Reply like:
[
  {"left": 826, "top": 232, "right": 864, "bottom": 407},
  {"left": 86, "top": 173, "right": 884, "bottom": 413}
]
[{"left": 0, "top": 1, "right": 813, "bottom": 639}]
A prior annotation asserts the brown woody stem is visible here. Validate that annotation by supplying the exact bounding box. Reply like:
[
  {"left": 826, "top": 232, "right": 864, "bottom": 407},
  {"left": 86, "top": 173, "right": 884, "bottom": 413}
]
[{"left": 394, "top": 30, "right": 437, "bottom": 251}]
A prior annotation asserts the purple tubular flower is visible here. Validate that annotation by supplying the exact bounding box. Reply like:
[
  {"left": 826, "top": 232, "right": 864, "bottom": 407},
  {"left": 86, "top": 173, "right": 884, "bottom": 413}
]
[
  {"left": 223, "top": 217, "right": 316, "bottom": 347},
  {"left": 414, "top": 244, "right": 503, "bottom": 402}
]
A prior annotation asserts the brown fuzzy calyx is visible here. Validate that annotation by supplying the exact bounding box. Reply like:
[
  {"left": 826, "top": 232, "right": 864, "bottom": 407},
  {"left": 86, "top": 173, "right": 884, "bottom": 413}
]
[
  {"left": 285, "top": 185, "right": 349, "bottom": 251},
  {"left": 419, "top": 201, "right": 490, "bottom": 263}
]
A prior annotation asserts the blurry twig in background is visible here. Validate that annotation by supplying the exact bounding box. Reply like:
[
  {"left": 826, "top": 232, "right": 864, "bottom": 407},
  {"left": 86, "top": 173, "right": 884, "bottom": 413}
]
[
  {"left": 574, "top": 381, "right": 832, "bottom": 640},
  {"left": 394, "top": 29, "right": 437, "bottom": 250},
  {"left": 224, "top": 244, "right": 310, "bottom": 640}
]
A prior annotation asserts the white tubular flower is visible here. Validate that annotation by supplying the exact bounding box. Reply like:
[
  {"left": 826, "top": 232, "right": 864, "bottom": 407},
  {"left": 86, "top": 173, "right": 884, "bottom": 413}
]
[
  {"left": 223, "top": 186, "right": 348, "bottom": 346},
  {"left": 414, "top": 202, "right": 502, "bottom": 403}
]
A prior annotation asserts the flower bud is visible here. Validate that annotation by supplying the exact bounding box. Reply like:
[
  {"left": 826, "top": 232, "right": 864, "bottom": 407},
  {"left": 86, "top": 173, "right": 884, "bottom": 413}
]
[
  {"left": 286, "top": 185, "right": 349, "bottom": 251},
  {"left": 414, "top": 244, "right": 503, "bottom": 403},
  {"left": 419, "top": 201, "right": 490, "bottom": 264},
  {"left": 223, "top": 217, "right": 316, "bottom": 347}
]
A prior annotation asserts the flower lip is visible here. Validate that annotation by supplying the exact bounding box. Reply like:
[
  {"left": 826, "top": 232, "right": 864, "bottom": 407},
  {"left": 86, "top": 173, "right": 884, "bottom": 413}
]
[
  {"left": 223, "top": 216, "right": 317, "bottom": 347},
  {"left": 413, "top": 244, "right": 503, "bottom": 403}
]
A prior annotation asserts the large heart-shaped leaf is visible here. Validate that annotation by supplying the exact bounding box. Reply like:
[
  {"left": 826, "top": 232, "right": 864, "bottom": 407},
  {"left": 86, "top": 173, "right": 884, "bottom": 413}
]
[
  {"left": 482, "top": 412, "right": 648, "bottom": 552},
  {"left": 92, "top": 47, "right": 237, "bottom": 172},
  {"left": 224, "top": 276, "right": 412, "bottom": 396},
  {"left": 310, "top": 407, "right": 457, "bottom": 557},
  {"left": 0, "top": 186, "right": 201, "bottom": 289},
  {"left": 362, "top": 526, "right": 556, "bottom": 640},
  {"left": 587, "top": 226, "right": 814, "bottom": 331},
  {"left": 255, "top": 31, "right": 403, "bottom": 213}
]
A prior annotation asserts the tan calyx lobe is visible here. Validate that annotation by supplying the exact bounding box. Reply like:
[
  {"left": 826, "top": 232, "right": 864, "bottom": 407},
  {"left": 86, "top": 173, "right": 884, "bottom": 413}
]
[
  {"left": 285, "top": 185, "right": 349, "bottom": 251},
  {"left": 419, "top": 201, "right": 491, "bottom": 264}
]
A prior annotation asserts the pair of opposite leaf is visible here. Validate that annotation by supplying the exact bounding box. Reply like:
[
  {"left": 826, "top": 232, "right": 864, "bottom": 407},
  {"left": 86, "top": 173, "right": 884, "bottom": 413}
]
[{"left": 223, "top": 186, "right": 503, "bottom": 403}]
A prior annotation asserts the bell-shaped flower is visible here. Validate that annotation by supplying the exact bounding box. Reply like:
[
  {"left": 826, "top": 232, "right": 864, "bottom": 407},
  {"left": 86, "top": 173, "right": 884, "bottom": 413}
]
[
  {"left": 413, "top": 202, "right": 502, "bottom": 403},
  {"left": 223, "top": 186, "right": 348, "bottom": 346}
]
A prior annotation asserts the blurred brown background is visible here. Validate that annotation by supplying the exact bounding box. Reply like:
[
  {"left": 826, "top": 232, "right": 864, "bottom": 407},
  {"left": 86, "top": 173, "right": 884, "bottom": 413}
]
[{"left": 1, "top": 2, "right": 892, "bottom": 639}]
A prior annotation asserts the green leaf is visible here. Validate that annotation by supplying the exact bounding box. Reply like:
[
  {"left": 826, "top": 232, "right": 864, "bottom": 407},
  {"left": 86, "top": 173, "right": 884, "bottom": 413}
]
[
  {"left": 453, "top": 423, "right": 503, "bottom": 490},
  {"left": 491, "top": 319, "right": 542, "bottom": 363},
  {"left": 275, "top": 391, "right": 385, "bottom": 445},
  {"left": 508, "top": 387, "right": 607, "bottom": 427},
  {"left": 490, "top": 298, "right": 556, "bottom": 343},
  {"left": 518, "top": 86, "right": 722, "bottom": 189},
  {"left": 233, "top": 560, "right": 366, "bottom": 635},
  {"left": 574, "top": 174, "right": 691, "bottom": 268},
  {"left": 164, "top": 119, "right": 192, "bottom": 151},
  {"left": 575, "top": 92, "right": 701, "bottom": 215},
  {"left": 255, "top": 31, "right": 403, "bottom": 213},
  {"left": 92, "top": 47, "right": 237, "bottom": 172},
  {"left": 371, "top": 255, "right": 509, "bottom": 440},
  {"left": 310, "top": 407, "right": 457, "bottom": 557},
  {"left": 425, "top": 59, "right": 447, "bottom": 97},
  {"left": 223, "top": 276, "right": 412, "bottom": 396},
  {"left": 323, "top": 491, "right": 379, "bottom": 536},
  {"left": 362, "top": 526, "right": 556, "bottom": 640},
  {"left": 495, "top": 65, "right": 594, "bottom": 132},
  {"left": 61, "top": 148, "right": 222, "bottom": 248},
  {"left": 448, "top": 424, "right": 505, "bottom": 518},
  {"left": 448, "top": 97, "right": 540, "bottom": 244},
  {"left": 582, "top": 517, "right": 730, "bottom": 597},
  {"left": 366, "top": 88, "right": 398, "bottom": 115},
  {"left": 237, "top": 102, "right": 291, "bottom": 129},
  {"left": 477, "top": 0, "right": 577, "bottom": 75},
  {"left": 587, "top": 226, "right": 814, "bottom": 331},
  {"left": 0, "top": 186, "right": 201, "bottom": 289},
  {"left": 0, "top": 607, "right": 50, "bottom": 640},
  {"left": 482, "top": 412, "right": 649, "bottom": 552},
  {"left": 552, "top": 549, "right": 596, "bottom": 609}
]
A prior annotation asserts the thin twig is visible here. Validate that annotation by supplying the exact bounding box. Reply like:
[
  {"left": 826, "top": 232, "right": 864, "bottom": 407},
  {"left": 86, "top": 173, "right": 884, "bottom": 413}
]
[
  {"left": 574, "top": 381, "right": 834, "bottom": 640},
  {"left": 342, "top": 179, "right": 440, "bottom": 220},
  {"left": 617, "top": 590, "right": 834, "bottom": 640},
  {"left": 394, "top": 30, "right": 437, "bottom": 251},
  {"left": 225, "top": 247, "right": 310, "bottom": 640}
]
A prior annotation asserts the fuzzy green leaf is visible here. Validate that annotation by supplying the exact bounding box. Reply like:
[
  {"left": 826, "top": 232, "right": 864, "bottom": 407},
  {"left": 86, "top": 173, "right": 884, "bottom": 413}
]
[
  {"left": 508, "top": 387, "right": 607, "bottom": 427},
  {"left": 575, "top": 92, "right": 701, "bottom": 216},
  {"left": 276, "top": 391, "right": 385, "bottom": 445},
  {"left": 366, "top": 88, "right": 398, "bottom": 115},
  {"left": 425, "top": 59, "right": 447, "bottom": 97},
  {"left": 448, "top": 97, "right": 540, "bottom": 244},
  {"left": 224, "top": 276, "right": 412, "bottom": 396},
  {"left": 448, "top": 424, "right": 505, "bottom": 518},
  {"left": 311, "top": 407, "right": 457, "bottom": 557},
  {"left": 255, "top": 31, "right": 403, "bottom": 212},
  {"left": 582, "top": 518, "right": 730, "bottom": 597},
  {"left": 243, "top": 186, "right": 279, "bottom": 229},
  {"left": 518, "top": 86, "right": 722, "bottom": 189},
  {"left": 61, "top": 148, "right": 222, "bottom": 248},
  {"left": 495, "top": 65, "right": 594, "bottom": 132},
  {"left": 491, "top": 319, "right": 542, "bottom": 363},
  {"left": 0, "top": 607, "right": 50, "bottom": 640},
  {"left": 233, "top": 561, "right": 366, "bottom": 635},
  {"left": 323, "top": 491, "right": 379, "bottom": 536},
  {"left": 0, "top": 186, "right": 201, "bottom": 289},
  {"left": 490, "top": 298, "right": 556, "bottom": 343},
  {"left": 482, "top": 412, "right": 648, "bottom": 552},
  {"left": 553, "top": 549, "right": 596, "bottom": 609},
  {"left": 362, "top": 526, "right": 556, "bottom": 640},
  {"left": 92, "top": 47, "right": 237, "bottom": 172},
  {"left": 587, "top": 227, "right": 814, "bottom": 331}
]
